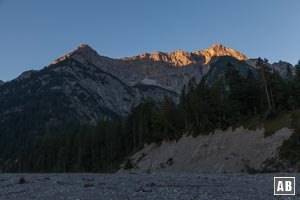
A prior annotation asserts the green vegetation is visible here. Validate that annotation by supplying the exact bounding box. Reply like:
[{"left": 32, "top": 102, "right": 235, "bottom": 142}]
[
  {"left": 279, "top": 111, "right": 300, "bottom": 168},
  {"left": 264, "top": 111, "right": 291, "bottom": 136}
]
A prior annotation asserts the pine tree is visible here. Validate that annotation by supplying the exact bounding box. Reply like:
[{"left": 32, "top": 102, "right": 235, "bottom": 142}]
[{"left": 225, "top": 62, "right": 246, "bottom": 121}]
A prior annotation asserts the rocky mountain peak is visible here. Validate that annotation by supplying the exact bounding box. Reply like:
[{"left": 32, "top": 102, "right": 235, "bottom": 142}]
[
  {"left": 74, "top": 44, "right": 96, "bottom": 54},
  {"left": 174, "top": 49, "right": 190, "bottom": 57},
  {"left": 77, "top": 44, "right": 92, "bottom": 50},
  {"left": 0, "top": 80, "right": 4, "bottom": 86},
  {"left": 194, "top": 43, "right": 248, "bottom": 64},
  {"left": 121, "top": 44, "right": 248, "bottom": 66},
  {"left": 210, "top": 43, "right": 226, "bottom": 50},
  {"left": 52, "top": 44, "right": 99, "bottom": 64},
  {"left": 122, "top": 50, "right": 194, "bottom": 66},
  {"left": 147, "top": 50, "right": 194, "bottom": 66},
  {"left": 16, "top": 70, "right": 38, "bottom": 81},
  {"left": 150, "top": 51, "right": 165, "bottom": 60},
  {"left": 166, "top": 50, "right": 193, "bottom": 66}
]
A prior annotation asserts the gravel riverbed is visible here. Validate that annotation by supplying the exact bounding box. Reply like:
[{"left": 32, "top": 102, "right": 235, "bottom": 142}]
[{"left": 1, "top": 173, "right": 300, "bottom": 200}]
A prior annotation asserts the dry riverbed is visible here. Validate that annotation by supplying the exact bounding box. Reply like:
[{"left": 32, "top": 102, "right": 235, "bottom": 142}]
[{"left": 1, "top": 173, "right": 300, "bottom": 200}]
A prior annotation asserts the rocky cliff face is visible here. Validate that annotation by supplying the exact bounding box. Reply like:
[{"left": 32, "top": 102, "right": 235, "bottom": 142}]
[
  {"left": 118, "top": 44, "right": 250, "bottom": 93},
  {"left": 0, "top": 56, "right": 177, "bottom": 130},
  {"left": 0, "top": 80, "right": 4, "bottom": 86},
  {"left": 48, "top": 43, "right": 251, "bottom": 96},
  {"left": 122, "top": 44, "right": 247, "bottom": 66},
  {"left": 194, "top": 43, "right": 248, "bottom": 64},
  {"left": 0, "top": 44, "right": 292, "bottom": 131},
  {"left": 272, "top": 61, "right": 293, "bottom": 77}
]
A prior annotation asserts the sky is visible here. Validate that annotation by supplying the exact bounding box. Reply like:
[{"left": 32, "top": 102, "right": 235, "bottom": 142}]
[{"left": 0, "top": 0, "right": 300, "bottom": 81}]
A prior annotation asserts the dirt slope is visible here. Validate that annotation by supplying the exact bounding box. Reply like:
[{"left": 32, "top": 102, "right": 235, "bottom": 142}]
[{"left": 126, "top": 127, "right": 292, "bottom": 173}]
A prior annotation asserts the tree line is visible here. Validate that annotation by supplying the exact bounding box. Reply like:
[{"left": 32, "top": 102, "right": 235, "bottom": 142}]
[{"left": 1, "top": 59, "right": 300, "bottom": 172}]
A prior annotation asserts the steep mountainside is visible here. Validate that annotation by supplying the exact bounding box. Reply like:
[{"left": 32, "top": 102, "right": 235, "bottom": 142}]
[
  {"left": 272, "top": 61, "right": 293, "bottom": 77},
  {"left": 119, "top": 44, "right": 249, "bottom": 92},
  {"left": 0, "top": 57, "right": 176, "bottom": 130},
  {"left": 0, "top": 43, "right": 298, "bottom": 173},
  {"left": 0, "top": 44, "right": 292, "bottom": 132}
]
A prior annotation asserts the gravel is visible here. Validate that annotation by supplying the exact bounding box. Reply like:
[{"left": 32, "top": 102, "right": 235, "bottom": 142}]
[{"left": 1, "top": 173, "right": 300, "bottom": 200}]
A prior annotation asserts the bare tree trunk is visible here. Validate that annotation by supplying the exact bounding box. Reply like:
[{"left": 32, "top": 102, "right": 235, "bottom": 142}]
[
  {"left": 261, "top": 64, "right": 272, "bottom": 109},
  {"left": 133, "top": 126, "right": 136, "bottom": 151},
  {"left": 270, "top": 89, "right": 275, "bottom": 108}
]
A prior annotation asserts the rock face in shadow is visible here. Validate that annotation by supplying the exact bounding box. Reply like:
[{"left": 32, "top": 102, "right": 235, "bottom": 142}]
[
  {"left": 125, "top": 127, "right": 293, "bottom": 173},
  {"left": 0, "top": 44, "right": 253, "bottom": 129},
  {"left": 0, "top": 44, "right": 292, "bottom": 133}
]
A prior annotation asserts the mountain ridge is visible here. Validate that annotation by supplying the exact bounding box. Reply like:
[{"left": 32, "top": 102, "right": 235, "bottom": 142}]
[
  {"left": 120, "top": 43, "right": 248, "bottom": 66},
  {"left": 0, "top": 43, "right": 294, "bottom": 131},
  {"left": 0, "top": 43, "right": 298, "bottom": 173}
]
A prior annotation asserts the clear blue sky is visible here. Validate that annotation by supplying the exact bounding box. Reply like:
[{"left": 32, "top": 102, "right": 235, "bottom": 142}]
[{"left": 1, "top": 0, "right": 300, "bottom": 81}]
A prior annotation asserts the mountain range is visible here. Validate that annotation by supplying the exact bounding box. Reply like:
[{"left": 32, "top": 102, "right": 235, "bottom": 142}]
[{"left": 0, "top": 44, "right": 293, "bottom": 131}]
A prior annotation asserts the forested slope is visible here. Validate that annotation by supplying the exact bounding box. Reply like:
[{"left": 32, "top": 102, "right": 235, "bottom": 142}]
[{"left": 1, "top": 59, "right": 300, "bottom": 172}]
